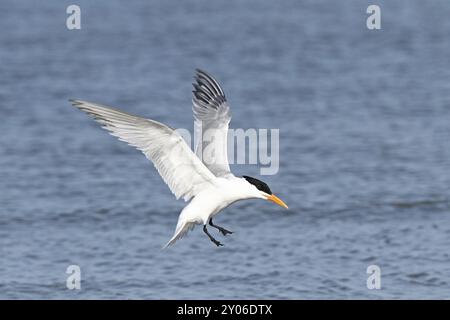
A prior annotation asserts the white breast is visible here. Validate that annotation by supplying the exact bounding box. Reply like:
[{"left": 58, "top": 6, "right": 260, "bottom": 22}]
[{"left": 178, "top": 177, "right": 256, "bottom": 224}]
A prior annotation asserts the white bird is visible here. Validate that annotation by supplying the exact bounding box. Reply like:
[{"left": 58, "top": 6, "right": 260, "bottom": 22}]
[{"left": 70, "top": 69, "right": 288, "bottom": 248}]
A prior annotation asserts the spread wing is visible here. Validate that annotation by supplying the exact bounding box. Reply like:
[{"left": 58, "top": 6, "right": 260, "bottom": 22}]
[
  {"left": 70, "top": 99, "right": 217, "bottom": 201},
  {"left": 192, "top": 69, "right": 232, "bottom": 177}
]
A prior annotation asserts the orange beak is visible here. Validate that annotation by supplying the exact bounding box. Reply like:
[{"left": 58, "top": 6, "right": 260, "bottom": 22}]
[{"left": 266, "top": 194, "right": 289, "bottom": 209}]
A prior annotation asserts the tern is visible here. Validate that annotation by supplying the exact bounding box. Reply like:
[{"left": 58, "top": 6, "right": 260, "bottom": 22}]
[{"left": 70, "top": 69, "right": 288, "bottom": 248}]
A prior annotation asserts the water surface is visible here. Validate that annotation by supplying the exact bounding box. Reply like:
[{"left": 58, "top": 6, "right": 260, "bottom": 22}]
[{"left": 1, "top": 0, "right": 450, "bottom": 299}]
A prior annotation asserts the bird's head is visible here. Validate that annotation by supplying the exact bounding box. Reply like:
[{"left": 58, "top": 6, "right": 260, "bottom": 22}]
[{"left": 242, "top": 176, "right": 288, "bottom": 209}]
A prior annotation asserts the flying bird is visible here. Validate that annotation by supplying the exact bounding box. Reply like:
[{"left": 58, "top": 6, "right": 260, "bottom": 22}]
[{"left": 70, "top": 69, "right": 288, "bottom": 248}]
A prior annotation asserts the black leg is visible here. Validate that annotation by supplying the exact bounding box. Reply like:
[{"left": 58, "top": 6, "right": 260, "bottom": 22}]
[
  {"left": 203, "top": 225, "right": 223, "bottom": 247},
  {"left": 209, "top": 218, "right": 233, "bottom": 236}
]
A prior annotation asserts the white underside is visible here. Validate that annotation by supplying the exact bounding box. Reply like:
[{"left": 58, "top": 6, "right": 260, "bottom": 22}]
[{"left": 163, "top": 176, "right": 262, "bottom": 248}]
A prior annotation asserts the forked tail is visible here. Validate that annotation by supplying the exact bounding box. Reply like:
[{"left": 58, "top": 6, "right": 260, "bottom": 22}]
[{"left": 162, "top": 219, "right": 195, "bottom": 249}]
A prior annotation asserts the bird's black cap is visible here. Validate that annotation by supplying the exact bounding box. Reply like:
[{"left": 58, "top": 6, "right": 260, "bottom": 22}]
[{"left": 243, "top": 176, "right": 272, "bottom": 194}]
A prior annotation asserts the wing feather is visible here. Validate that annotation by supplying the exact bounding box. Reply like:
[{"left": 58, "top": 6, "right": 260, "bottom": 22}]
[
  {"left": 70, "top": 99, "right": 216, "bottom": 201},
  {"left": 192, "top": 69, "right": 232, "bottom": 177}
]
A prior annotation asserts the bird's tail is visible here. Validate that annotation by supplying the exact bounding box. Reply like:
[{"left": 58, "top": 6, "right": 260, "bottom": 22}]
[{"left": 162, "top": 219, "right": 195, "bottom": 249}]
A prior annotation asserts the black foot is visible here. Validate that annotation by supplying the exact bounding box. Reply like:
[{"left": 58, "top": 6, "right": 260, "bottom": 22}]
[
  {"left": 218, "top": 227, "right": 233, "bottom": 236},
  {"left": 209, "top": 218, "right": 233, "bottom": 237},
  {"left": 212, "top": 239, "right": 224, "bottom": 247},
  {"left": 203, "top": 225, "right": 224, "bottom": 247}
]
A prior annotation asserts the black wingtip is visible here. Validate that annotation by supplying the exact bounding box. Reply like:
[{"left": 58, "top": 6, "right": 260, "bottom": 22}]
[
  {"left": 192, "top": 69, "right": 226, "bottom": 103},
  {"left": 69, "top": 99, "right": 81, "bottom": 106},
  {"left": 195, "top": 68, "right": 207, "bottom": 75},
  {"left": 195, "top": 68, "right": 213, "bottom": 79}
]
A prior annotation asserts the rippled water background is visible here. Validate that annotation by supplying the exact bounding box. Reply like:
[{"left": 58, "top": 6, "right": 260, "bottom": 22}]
[{"left": 1, "top": 0, "right": 450, "bottom": 299}]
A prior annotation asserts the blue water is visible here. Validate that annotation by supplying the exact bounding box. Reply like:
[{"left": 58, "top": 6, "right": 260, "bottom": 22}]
[{"left": 1, "top": 0, "right": 450, "bottom": 299}]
